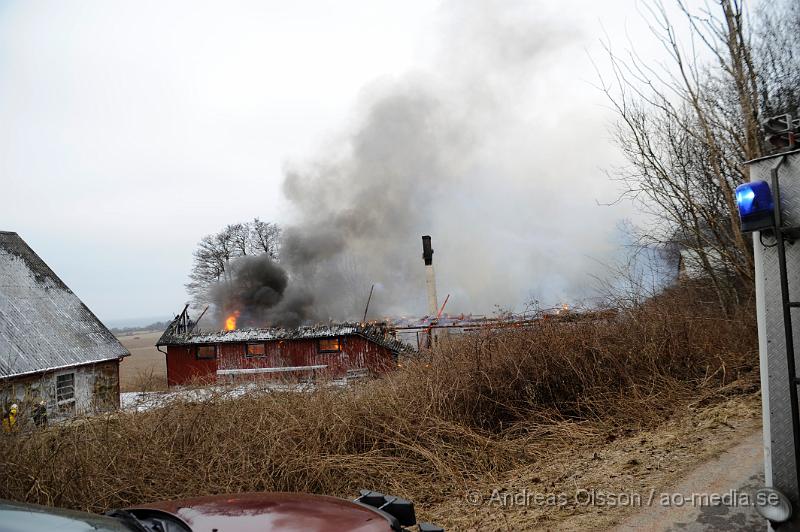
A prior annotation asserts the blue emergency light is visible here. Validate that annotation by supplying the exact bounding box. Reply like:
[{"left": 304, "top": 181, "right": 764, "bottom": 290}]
[{"left": 735, "top": 180, "right": 774, "bottom": 232}]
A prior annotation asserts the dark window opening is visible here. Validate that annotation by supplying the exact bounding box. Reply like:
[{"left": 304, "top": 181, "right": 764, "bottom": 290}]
[
  {"left": 246, "top": 343, "right": 266, "bottom": 357},
  {"left": 56, "top": 373, "right": 75, "bottom": 414},
  {"left": 196, "top": 345, "right": 217, "bottom": 360},
  {"left": 319, "top": 338, "right": 341, "bottom": 353}
]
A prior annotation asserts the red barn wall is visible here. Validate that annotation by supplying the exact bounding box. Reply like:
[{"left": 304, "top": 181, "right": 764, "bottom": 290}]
[
  {"left": 165, "top": 335, "right": 396, "bottom": 387},
  {"left": 165, "top": 345, "right": 217, "bottom": 386}
]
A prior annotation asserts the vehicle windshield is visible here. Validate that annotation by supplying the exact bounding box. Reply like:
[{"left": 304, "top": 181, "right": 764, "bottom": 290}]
[{"left": 0, "top": 500, "right": 137, "bottom": 532}]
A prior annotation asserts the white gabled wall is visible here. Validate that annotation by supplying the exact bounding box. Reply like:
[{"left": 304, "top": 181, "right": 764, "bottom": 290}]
[{"left": 0, "top": 360, "right": 119, "bottom": 424}]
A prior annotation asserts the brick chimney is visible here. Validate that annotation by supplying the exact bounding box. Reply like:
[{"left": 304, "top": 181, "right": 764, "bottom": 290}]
[{"left": 422, "top": 235, "right": 438, "bottom": 316}]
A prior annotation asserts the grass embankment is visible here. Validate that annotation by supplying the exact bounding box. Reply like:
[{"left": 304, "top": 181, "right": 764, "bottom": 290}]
[{"left": 0, "top": 285, "right": 760, "bottom": 529}]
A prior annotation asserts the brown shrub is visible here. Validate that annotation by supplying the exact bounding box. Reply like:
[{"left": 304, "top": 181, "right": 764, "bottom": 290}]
[
  {"left": 128, "top": 367, "right": 168, "bottom": 393},
  {"left": 0, "top": 283, "right": 758, "bottom": 518},
  {"left": 399, "top": 283, "right": 757, "bottom": 432}
]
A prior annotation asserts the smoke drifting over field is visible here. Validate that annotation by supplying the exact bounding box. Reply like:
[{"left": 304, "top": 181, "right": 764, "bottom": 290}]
[{"left": 213, "top": 1, "right": 623, "bottom": 327}]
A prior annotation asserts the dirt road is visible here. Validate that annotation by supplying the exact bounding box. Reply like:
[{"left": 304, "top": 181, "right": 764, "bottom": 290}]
[{"left": 614, "top": 429, "right": 765, "bottom": 531}]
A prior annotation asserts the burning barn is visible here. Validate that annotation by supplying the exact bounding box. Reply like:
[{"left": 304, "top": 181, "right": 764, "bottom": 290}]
[
  {"left": 156, "top": 312, "right": 406, "bottom": 386},
  {"left": 0, "top": 232, "right": 129, "bottom": 422}
]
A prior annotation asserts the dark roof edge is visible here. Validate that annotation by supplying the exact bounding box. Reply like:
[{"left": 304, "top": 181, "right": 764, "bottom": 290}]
[
  {"left": 155, "top": 313, "right": 183, "bottom": 347},
  {"left": 158, "top": 323, "right": 408, "bottom": 353},
  {"left": 353, "top": 330, "right": 406, "bottom": 353},
  {"left": 0, "top": 356, "right": 128, "bottom": 381}
]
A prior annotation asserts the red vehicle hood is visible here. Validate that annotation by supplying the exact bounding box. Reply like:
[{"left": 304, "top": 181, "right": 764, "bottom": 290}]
[{"left": 129, "top": 492, "right": 395, "bottom": 532}]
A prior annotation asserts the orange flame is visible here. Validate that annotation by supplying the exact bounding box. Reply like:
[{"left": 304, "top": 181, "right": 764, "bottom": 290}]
[{"left": 225, "top": 311, "right": 240, "bottom": 331}]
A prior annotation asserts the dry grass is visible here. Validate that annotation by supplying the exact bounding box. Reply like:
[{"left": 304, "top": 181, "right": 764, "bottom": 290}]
[
  {"left": 127, "top": 367, "right": 169, "bottom": 393},
  {"left": 0, "top": 284, "right": 759, "bottom": 529}
]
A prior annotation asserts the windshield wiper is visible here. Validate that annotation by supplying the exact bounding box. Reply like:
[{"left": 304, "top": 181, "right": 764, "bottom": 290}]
[{"left": 105, "top": 509, "right": 153, "bottom": 532}]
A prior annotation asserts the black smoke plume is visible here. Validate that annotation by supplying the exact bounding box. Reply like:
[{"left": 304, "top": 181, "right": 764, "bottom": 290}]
[{"left": 211, "top": 255, "right": 313, "bottom": 328}]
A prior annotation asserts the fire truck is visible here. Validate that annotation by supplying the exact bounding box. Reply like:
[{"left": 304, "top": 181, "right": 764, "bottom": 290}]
[{"left": 738, "top": 114, "right": 800, "bottom": 529}]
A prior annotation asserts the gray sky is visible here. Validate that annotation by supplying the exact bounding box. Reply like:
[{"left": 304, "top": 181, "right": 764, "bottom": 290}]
[{"left": 0, "top": 1, "right": 694, "bottom": 325}]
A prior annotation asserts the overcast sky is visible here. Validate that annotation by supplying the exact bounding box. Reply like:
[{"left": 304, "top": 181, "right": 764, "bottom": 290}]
[{"left": 0, "top": 1, "right": 698, "bottom": 326}]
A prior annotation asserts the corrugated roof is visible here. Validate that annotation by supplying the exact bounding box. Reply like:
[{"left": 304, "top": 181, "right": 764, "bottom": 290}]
[
  {"left": 0, "top": 232, "right": 129, "bottom": 379},
  {"left": 158, "top": 320, "right": 408, "bottom": 353}
]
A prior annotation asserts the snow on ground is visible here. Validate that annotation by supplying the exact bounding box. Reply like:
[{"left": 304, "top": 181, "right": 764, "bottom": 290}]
[{"left": 120, "top": 379, "right": 350, "bottom": 412}]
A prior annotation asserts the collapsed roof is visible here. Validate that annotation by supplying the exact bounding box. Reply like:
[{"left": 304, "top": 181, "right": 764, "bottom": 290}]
[
  {"left": 157, "top": 319, "right": 409, "bottom": 354},
  {"left": 0, "top": 232, "right": 130, "bottom": 379}
]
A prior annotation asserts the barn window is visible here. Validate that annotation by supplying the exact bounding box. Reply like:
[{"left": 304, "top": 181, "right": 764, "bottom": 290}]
[
  {"left": 56, "top": 373, "right": 75, "bottom": 414},
  {"left": 246, "top": 343, "right": 266, "bottom": 357},
  {"left": 318, "top": 338, "right": 341, "bottom": 353},
  {"left": 196, "top": 345, "right": 217, "bottom": 360}
]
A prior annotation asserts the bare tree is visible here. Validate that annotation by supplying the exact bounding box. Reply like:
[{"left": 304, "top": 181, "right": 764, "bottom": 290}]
[
  {"left": 186, "top": 219, "right": 282, "bottom": 304},
  {"left": 185, "top": 231, "right": 233, "bottom": 302},
  {"left": 228, "top": 223, "right": 250, "bottom": 257},
  {"left": 756, "top": 0, "right": 800, "bottom": 117},
  {"left": 250, "top": 218, "right": 281, "bottom": 259}
]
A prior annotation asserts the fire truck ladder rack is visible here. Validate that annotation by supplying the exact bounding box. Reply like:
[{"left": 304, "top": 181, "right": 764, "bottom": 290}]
[{"left": 770, "top": 154, "right": 800, "bottom": 495}]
